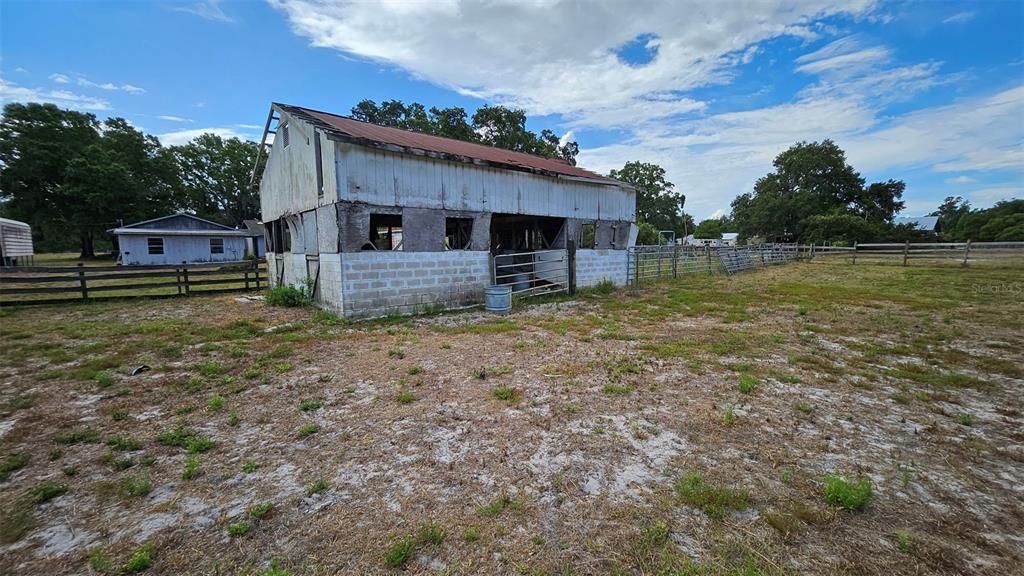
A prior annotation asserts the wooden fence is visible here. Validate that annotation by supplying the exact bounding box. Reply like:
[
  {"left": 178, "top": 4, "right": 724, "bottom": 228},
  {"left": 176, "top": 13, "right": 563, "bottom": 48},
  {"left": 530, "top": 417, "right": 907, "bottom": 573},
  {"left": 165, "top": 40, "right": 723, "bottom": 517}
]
[
  {"left": 800, "top": 241, "right": 1024, "bottom": 265},
  {"left": 0, "top": 260, "right": 265, "bottom": 306}
]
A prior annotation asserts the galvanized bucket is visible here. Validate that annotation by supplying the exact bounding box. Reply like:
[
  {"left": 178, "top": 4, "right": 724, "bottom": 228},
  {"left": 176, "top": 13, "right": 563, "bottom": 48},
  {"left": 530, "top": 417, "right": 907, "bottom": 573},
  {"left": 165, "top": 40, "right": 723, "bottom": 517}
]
[{"left": 484, "top": 285, "right": 512, "bottom": 315}]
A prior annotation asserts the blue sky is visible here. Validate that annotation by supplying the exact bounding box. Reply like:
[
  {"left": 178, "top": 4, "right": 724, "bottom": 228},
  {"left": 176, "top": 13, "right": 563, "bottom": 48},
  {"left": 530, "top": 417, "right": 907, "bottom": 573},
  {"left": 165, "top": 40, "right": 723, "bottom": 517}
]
[{"left": 1, "top": 0, "right": 1022, "bottom": 220}]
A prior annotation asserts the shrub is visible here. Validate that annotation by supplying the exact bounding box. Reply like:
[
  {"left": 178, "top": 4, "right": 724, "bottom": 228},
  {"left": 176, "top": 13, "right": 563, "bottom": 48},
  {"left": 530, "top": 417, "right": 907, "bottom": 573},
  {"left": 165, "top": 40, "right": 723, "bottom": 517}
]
[
  {"left": 298, "top": 424, "right": 320, "bottom": 438},
  {"left": 307, "top": 479, "right": 329, "bottom": 496},
  {"left": 207, "top": 395, "right": 225, "bottom": 412},
  {"left": 0, "top": 452, "right": 30, "bottom": 481},
  {"left": 227, "top": 521, "right": 251, "bottom": 537},
  {"left": 265, "top": 285, "right": 312, "bottom": 307},
  {"left": 123, "top": 543, "right": 154, "bottom": 573},
  {"left": 462, "top": 526, "right": 480, "bottom": 542},
  {"left": 416, "top": 523, "right": 446, "bottom": 545},
  {"left": 823, "top": 474, "right": 872, "bottom": 511},
  {"left": 299, "top": 399, "right": 322, "bottom": 412},
  {"left": 384, "top": 537, "right": 415, "bottom": 568},
  {"left": 248, "top": 502, "right": 273, "bottom": 520},
  {"left": 31, "top": 481, "right": 67, "bottom": 504},
  {"left": 182, "top": 455, "right": 200, "bottom": 480},
  {"left": 493, "top": 386, "right": 521, "bottom": 403}
]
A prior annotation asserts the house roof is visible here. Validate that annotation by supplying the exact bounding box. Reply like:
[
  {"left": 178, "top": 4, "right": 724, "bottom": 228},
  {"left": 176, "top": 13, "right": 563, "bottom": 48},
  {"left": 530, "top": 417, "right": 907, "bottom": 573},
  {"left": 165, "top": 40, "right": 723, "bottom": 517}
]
[
  {"left": 0, "top": 217, "right": 31, "bottom": 229},
  {"left": 242, "top": 219, "right": 265, "bottom": 236},
  {"left": 274, "top": 103, "right": 627, "bottom": 188},
  {"left": 109, "top": 213, "right": 248, "bottom": 236},
  {"left": 894, "top": 216, "right": 940, "bottom": 231}
]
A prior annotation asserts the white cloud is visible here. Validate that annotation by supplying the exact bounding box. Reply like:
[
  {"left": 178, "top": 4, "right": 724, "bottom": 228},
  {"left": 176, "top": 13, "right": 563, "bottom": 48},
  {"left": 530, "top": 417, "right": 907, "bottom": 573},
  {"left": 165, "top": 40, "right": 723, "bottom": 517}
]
[
  {"left": 158, "top": 115, "right": 193, "bottom": 123},
  {"left": 967, "top": 186, "right": 1022, "bottom": 206},
  {"left": 173, "top": 0, "right": 234, "bottom": 23},
  {"left": 235, "top": 123, "right": 263, "bottom": 129},
  {"left": 943, "top": 11, "right": 975, "bottom": 24},
  {"left": 14, "top": 67, "right": 28, "bottom": 73},
  {"left": 49, "top": 73, "right": 71, "bottom": 84},
  {"left": 156, "top": 127, "right": 252, "bottom": 146},
  {"left": 794, "top": 36, "right": 890, "bottom": 74},
  {"left": 76, "top": 77, "right": 146, "bottom": 94},
  {"left": 945, "top": 175, "right": 975, "bottom": 185},
  {"left": 269, "top": 0, "right": 876, "bottom": 127},
  {"left": 0, "top": 77, "right": 111, "bottom": 111},
  {"left": 707, "top": 209, "right": 726, "bottom": 220}
]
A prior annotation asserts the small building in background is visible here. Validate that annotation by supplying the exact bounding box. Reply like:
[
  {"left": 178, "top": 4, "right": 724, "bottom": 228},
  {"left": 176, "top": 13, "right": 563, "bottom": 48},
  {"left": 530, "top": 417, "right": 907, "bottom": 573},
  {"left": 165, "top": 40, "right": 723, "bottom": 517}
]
[
  {"left": 0, "top": 217, "right": 34, "bottom": 267},
  {"left": 242, "top": 219, "right": 267, "bottom": 258},
  {"left": 894, "top": 216, "right": 940, "bottom": 235},
  {"left": 721, "top": 233, "right": 739, "bottom": 246},
  {"left": 110, "top": 214, "right": 249, "bottom": 266}
]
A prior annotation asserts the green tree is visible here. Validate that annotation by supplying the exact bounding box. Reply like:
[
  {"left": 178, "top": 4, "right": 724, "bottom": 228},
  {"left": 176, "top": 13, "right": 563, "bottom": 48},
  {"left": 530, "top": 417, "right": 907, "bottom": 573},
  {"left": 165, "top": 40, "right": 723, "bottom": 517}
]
[
  {"left": 170, "top": 134, "right": 264, "bottom": 226},
  {"left": 350, "top": 99, "right": 579, "bottom": 165},
  {"left": 608, "top": 161, "right": 691, "bottom": 239},
  {"left": 731, "top": 140, "right": 905, "bottom": 242},
  {"left": 948, "top": 199, "right": 1024, "bottom": 241},
  {"left": 930, "top": 196, "right": 971, "bottom": 240},
  {"left": 693, "top": 218, "right": 725, "bottom": 239}
]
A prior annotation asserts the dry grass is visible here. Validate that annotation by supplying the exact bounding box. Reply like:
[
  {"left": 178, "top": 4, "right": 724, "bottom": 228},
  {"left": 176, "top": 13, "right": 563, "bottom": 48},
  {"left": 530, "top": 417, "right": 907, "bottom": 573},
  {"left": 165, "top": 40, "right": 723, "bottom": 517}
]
[{"left": 0, "top": 260, "right": 1022, "bottom": 575}]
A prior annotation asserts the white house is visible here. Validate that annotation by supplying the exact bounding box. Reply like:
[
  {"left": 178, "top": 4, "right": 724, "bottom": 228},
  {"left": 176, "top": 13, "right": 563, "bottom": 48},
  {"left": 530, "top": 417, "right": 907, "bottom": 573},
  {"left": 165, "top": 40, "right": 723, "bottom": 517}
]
[
  {"left": 255, "top": 102, "right": 637, "bottom": 318},
  {"left": 110, "top": 214, "right": 249, "bottom": 266}
]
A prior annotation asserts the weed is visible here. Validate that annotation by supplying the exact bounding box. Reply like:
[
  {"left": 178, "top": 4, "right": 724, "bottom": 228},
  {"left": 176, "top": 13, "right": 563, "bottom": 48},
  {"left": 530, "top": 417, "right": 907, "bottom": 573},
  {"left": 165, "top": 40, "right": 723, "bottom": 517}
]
[
  {"left": 440, "top": 342, "right": 451, "bottom": 349},
  {"left": 388, "top": 349, "right": 405, "bottom": 359},
  {"left": 243, "top": 367, "right": 261, "bottom": 380},
  {"left": 31, "top": 480, "right": 67, "bottom": 504},
  {"left": 723, "top": 404, "right": 736, "bottom": 425},
  {"left": 384, "top": 537, "right": 415, "bottom": 568},
  {"left": 0, "top": 506, "right": 32, "bottom": 544},
  {"left": 396, "top": 391, "right": 416, "bottom": 404},
  {"left": 492, "top": 386, "right": 522, "bottom": 403},
  {"left": 227, "top": 411, "right": 240, "bottom": 426},
  {"left": 273, "top": 362, "right": 292, "bottom": 374},
  {"left": 119, "top": 474, "right": 152, "bottom": 497},
  {"left": 94, "top": 370, "right": 115, "bottom": 387},
  {"left": 263, "top": 558, "right": 290, "bottom": 576},
  {"left": 63, "top": 465, "right": 78, "bottom": 477},
  {"left": 228, "top": 521, "right": 251, "bottom": 537},
  {"left": 738, "top": 374, "right": 757, "bottom": 394},
  {"left": 299, "top": 399, "right": 322, "bottom": 412},
  {"left": 0, "top": 452, "right": 30, "bottom": 481},
  {"left": 242, "top": 461, "right": 258, "bottom": 473},
  {"left": 531, "top": 534, "right": 545, "bottom": 545},
  {"left": 307, "top": 478, "right": 329, "bottom": 496},
  {"left": 957, "top": 413, "right": 976, "bottom": 426},
  {"left": 157, "top": 424, "right": 213, "bottom": 453},
  {"left": 407, "top": 366, "right": 422, "bottom": 375},
  {"left": 208, "top": 395, "right": 225, "bottom": 412},
  {"left": 107, "top": 436, "right": 142, "bottom": 451},
  {"left": 298, "top": 423, "right": 320, "bottom": 438},
  {"left": 674, "top": 473, "right": 750, "bottom": 519},
  {"left": 478, "top": 492, "right": 523, "bottom": 517},
  {"left": 639, "top": 519, "right": 670, "bottom": 546},
  {"left": 87, "top": 547, "right": 113, "bottom": 573},
  {"left": 48, "top": 448, "right": 63, "bottom": 461},
  {"left": 462, "top": 526, "right": 481, "bottom": 542},
  {"left": 823, "top": 474, "right": 872, "bottom": 511},
  {"left": 795, "top": 401, "right": 814, "bottom": 415},
  {"left": 265, "top": 285, "right": 312, "bottom": 307},
  {"left": 55, "top": 428, "right": 101, "bottom": 445},
  {"left": 182, "top": 454, "right": 200, "bottom": 480},
  {"left": 111, "top": 408, "right": 129, "bottom": 421},
  {"left": 248, "top": 502, "right": 273, "bottom": 520},
  {"left": 603, "top": 383, "right": 632, "bottom": 395},
  {"left": 198, "top": 361, "right": 225, "bottom": 377},
  {"left": 123, "top": 542, "right": 154, "bottom": 573},
  {"left": 896, "top": 530, "right": 913, "bottom": 553},
  {"left": 417, "top": 523, "right": 446, "bottom": 545}
]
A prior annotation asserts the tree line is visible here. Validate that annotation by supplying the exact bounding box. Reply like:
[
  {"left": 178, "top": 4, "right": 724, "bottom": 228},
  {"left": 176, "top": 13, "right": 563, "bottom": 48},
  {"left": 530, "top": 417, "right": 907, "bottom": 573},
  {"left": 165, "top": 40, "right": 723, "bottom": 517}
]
[{"left": 0, "top": 102, "right": 264, "bottom": 257}]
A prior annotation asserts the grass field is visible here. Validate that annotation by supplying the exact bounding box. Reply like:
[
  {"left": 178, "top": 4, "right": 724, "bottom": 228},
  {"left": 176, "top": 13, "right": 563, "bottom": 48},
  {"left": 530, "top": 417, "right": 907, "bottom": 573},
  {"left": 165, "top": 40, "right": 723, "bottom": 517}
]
[{"left": 0, "top": 260, "right": 1021, "bottom": 575}]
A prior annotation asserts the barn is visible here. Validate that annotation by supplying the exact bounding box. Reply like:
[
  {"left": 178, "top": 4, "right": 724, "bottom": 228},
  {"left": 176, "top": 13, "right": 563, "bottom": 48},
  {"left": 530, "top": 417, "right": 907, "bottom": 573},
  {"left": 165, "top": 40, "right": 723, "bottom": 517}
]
[
  {"left": 0, "top": 217, "right": 34, "bottom": 267},
  {"left": 110, "top": 214, "right": 250, "bottom": 266},
  {"left": 255, "top": 102, "right": 637, "bottom": 318}
]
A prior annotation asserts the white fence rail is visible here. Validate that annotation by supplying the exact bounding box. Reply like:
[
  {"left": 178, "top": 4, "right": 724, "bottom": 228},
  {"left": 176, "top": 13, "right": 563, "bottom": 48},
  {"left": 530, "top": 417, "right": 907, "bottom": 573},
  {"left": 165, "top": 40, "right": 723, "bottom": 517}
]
[{"left": 491, "top": 249, "right": 570, "bottom": 297}]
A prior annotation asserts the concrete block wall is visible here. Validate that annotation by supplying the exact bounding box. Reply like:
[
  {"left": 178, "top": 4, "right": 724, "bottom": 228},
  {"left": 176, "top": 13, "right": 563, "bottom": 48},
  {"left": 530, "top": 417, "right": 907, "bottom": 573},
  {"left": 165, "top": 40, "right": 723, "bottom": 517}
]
[
  {"left": 576, "top": 249, "right": 628, "bottom": 287},
  {"left": 340, "top": 250, "right": 490, "bottom": 318},
  {"left": 317, "top": 253, "right": 344, "bottom": 312}
]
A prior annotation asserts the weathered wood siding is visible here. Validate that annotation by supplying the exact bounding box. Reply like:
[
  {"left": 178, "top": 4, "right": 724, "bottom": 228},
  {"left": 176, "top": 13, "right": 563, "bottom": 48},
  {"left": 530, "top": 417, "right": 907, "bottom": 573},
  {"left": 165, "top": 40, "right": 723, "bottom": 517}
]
[
  {"left": 333, "top": 143, "right": 634, "bottom": 222},
  {"left": 260, "top": 110, "right": 338, "bottom": 222}
]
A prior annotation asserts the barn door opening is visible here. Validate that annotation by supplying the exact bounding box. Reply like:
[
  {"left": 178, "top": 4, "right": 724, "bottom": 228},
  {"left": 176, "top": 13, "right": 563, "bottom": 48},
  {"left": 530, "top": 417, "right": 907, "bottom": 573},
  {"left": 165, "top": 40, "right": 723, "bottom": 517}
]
[{"left": 489, "top": 214, "right": 565, "bottom": 254}]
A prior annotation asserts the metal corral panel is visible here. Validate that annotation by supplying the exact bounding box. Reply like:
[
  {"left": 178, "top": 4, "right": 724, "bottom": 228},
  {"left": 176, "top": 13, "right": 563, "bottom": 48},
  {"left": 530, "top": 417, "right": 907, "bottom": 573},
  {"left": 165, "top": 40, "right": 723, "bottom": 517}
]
[
  {"left": 335, "top": 144, "right": 635, "bottom": 222},
  {"left": 0, "top": 218, "right": 33, "bottom": 257}
]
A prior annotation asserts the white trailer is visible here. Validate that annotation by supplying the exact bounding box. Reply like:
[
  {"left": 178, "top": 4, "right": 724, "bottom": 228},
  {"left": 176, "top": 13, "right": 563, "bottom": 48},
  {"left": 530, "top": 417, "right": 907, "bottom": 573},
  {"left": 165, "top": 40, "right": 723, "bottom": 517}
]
[{"left": 0, "top": 217, "right": 33, "bottom": 267}]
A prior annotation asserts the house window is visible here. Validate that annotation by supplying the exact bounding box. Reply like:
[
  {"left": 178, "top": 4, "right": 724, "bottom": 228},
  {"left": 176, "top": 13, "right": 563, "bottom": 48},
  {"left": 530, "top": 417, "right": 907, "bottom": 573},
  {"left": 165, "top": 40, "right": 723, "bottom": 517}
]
[
  {"left": 210, "top": 238, "right": 224, "bottom": 254},
  {"left": 445, "top": 217, "right": 473, "bottom": 250},
  {"left": 281, "top": 122, "right": 290, "bottom": 148},
  {"left": 314, "top": 132, "right": 324, "bottom": 198},
  {"left": 580, "top": 222, "right": 596, "bottom": 249},
  {"left": 147, "top": 237, "right": 164, "bottom": 255},
  {"left": 366, "top": 213, "right": 403, "bottom": 250}
]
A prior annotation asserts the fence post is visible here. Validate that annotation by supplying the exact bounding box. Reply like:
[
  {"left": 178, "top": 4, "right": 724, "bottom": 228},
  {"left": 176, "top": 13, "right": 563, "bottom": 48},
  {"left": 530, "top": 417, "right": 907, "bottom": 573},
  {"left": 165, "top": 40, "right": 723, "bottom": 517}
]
[
  {"left": 182, "top": 261, "right": 190, "bottom": 295},
  {"left": 962, "top": 239, "right": 971, "bottom": 266},
  {"left": 672, "top": 244, "right": 679, "bottom": 278},
  {"left": 77, "top": 263, "right": 88, "bottom": 302},
  {"left": 902, "top": 241, "right": 910, "bottom": 266},
  {"left": 567, "top": 239, "right": 577, "bottom": 295},
  {"left": 810, "top": 243, "right": 815, "bottom": 261},
  {"left": 255, "top": 261, "right": 261, "bottom": 290},
  {"left": 244, "top": 264, "right": 251, "bottom": 291},
  {"left": 852, "top": 242, "right": 857, "bottom": 265}
]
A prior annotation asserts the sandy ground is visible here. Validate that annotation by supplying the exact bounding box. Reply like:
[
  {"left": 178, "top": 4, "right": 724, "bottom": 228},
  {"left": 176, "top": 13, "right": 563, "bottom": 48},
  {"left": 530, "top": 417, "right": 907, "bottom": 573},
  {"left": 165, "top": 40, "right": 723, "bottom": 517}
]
[{"left": 1, "top": 260, "right": 1022, "bottom": 575}]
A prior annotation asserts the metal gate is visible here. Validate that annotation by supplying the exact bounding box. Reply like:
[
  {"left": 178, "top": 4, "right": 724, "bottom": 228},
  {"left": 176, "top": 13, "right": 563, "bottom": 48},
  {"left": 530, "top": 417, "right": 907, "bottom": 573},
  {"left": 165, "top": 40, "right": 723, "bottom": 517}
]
[{"left": 491, "top": 249, "right": 569, "bottom": 297}]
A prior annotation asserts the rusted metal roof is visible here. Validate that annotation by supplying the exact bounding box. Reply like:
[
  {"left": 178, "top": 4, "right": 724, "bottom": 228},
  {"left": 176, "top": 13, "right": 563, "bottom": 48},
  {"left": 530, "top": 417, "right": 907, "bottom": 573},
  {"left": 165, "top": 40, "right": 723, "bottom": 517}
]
[{"left": 275, "top": 103, "right": 625, "bottom": 187}]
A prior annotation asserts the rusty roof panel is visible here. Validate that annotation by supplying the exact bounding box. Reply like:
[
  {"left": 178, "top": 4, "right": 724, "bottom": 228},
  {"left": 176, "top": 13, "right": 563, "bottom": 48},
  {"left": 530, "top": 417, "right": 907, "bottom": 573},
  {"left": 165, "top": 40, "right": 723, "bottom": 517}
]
[{"left": 276, "top": 103, "right": 623, "bottom": 186}]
